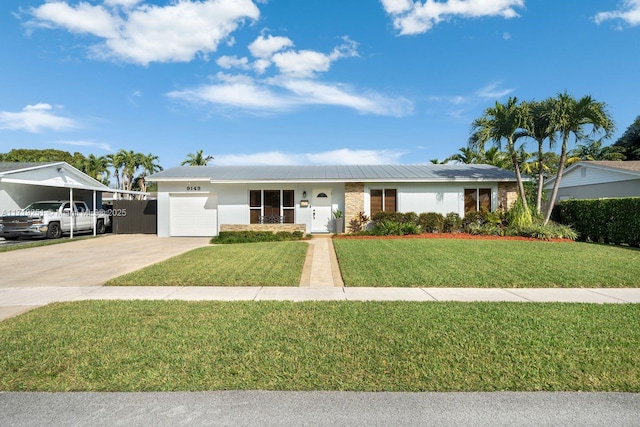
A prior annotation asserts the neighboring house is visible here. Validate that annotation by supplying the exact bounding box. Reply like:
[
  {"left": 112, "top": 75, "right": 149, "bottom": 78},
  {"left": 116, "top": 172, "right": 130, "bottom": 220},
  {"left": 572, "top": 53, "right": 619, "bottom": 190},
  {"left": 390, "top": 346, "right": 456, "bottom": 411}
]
[
  {"left": 148, "top": 164, "right": 519, "bottom": 237},
  {"left": 544, "top": 161, "right": 640, "bottom": 202},
  {"left": 0, "top": 162, "right": 110, "bottom": 211}
]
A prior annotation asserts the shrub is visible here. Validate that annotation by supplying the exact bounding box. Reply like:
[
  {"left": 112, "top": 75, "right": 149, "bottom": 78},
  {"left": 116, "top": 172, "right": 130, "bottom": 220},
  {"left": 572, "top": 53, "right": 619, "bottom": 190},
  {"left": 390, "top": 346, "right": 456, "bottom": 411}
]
[
  {"left": 467, "top": 222, "right": 503, "bottom": 236},
  {"left": 443, "top": 212, "right": 462, "bottom": 233},
  {"left": 348, "top": 212, "right": 370, "bottom": 233},
  {"left": 418, "top": 212, "right": 445, "bottom": 233},
  {"left": 557, "top": 198, "right": 640, "bottom": 246},
  {"left": 506, "top": 222, "right": 577, "bottom": 241},
  {"left": 507, "top": 198, "right": 534, "bottom": 228},
  {"left": 211, "top": 230, "right": 307, "bottom": 244},
  {"left": 372, "top": 220, "right": 421, "bottom": 236}
]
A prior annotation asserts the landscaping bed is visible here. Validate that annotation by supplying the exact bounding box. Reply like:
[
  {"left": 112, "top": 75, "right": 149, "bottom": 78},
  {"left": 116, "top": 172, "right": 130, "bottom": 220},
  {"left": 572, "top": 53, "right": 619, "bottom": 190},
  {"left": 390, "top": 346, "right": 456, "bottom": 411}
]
[{"left": 334, "top": 232, "right": 572, "bottom": 242}]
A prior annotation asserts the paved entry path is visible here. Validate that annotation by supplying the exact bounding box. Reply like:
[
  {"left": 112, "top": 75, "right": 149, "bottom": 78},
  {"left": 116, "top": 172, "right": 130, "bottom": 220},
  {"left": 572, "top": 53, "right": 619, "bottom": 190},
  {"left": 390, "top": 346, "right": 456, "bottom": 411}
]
[{"left": 299, "top": 235, "right": 343, "bottom": 288}]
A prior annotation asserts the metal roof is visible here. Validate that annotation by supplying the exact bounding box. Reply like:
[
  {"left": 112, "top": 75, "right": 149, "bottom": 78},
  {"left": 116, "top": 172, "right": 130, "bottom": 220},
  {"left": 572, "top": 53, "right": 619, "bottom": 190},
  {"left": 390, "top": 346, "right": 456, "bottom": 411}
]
[
  {"left": 148, "top": 164, "right": 519, "bottom": 183},
  {"left": 0, "top": 162, "right": 58, "bottom": 174}
]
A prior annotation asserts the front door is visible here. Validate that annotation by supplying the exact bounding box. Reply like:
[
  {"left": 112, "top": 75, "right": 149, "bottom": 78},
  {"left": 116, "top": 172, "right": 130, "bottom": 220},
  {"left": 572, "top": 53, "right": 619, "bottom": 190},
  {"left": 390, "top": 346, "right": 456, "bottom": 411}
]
[{"left": 312, "top": 188, "right": 332, "bottom": 233}]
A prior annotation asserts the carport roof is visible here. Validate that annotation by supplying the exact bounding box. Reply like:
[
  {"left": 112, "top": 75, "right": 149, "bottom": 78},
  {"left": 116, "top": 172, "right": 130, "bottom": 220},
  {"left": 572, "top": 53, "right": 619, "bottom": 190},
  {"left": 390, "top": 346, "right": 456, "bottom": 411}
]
[
  {"left": 148, "top": 164, "right": 520, "bottom": 183},
  {"left": 0, "top": 161, "right": 110, "bottom": 192}
]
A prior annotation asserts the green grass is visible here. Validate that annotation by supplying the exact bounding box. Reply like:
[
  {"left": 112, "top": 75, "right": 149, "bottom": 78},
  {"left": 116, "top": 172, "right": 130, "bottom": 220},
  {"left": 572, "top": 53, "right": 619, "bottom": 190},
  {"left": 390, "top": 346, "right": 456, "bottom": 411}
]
[
  {"left": 105, "top": 242, "right": 307, "bottom": 286},
  {"left": 333, "top": 239, "right": 640, "bottom": 287},
  {"left": 1, "top": 301, "right": 638, "bottom": 392}
]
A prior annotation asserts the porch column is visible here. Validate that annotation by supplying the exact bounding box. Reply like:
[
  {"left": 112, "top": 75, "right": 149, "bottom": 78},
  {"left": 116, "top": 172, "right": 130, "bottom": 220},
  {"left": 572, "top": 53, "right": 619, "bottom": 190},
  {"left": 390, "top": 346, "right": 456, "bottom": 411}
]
[
  {"left": 93, "top": 190, "right": 97, "bottom": 236},
  {"left": 344, "top": 182, "right": 365, "bottom": 233}
]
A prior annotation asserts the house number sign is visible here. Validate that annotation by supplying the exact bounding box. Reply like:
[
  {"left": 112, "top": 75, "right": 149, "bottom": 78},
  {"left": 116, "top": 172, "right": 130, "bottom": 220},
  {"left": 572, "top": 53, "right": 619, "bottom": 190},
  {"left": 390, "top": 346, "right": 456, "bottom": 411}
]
[{"left": 186, "top": 186, "right": 201, "bottom": 191}]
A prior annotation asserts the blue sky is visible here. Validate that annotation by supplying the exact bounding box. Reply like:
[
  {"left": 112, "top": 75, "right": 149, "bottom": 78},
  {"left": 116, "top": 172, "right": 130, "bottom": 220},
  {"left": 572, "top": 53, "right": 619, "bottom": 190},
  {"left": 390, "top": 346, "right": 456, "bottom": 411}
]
[{"left": 1, "top": 0, "right": 639, "bottom": 168}]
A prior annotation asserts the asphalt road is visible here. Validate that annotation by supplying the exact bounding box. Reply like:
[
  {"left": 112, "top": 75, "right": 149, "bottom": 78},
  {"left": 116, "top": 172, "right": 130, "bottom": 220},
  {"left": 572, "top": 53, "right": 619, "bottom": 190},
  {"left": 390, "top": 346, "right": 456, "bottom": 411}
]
[{"left": 1, "top": 391, "right": 638, "bottom": 426}]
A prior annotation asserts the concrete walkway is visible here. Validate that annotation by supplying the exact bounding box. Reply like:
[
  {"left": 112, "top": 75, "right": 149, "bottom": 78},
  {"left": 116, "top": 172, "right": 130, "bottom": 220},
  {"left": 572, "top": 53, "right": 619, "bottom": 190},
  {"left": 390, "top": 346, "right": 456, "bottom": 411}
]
[{"left": 299, "top": 235, "right": 343, "bottom": 287}]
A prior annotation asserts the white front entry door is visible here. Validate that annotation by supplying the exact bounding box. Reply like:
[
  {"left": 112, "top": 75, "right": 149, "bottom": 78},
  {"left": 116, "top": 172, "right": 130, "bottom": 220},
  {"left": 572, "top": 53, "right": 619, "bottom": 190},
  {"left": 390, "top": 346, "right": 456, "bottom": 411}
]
[{"left": 311, "top": 188, "right": 332, "bottom": 233}]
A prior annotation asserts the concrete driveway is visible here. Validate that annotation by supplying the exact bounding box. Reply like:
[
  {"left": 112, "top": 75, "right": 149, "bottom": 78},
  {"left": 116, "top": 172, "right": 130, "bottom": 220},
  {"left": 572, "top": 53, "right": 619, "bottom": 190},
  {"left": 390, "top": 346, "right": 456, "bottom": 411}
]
[{"left": 0, "top": 234, "right": 210, "bottom": 288}]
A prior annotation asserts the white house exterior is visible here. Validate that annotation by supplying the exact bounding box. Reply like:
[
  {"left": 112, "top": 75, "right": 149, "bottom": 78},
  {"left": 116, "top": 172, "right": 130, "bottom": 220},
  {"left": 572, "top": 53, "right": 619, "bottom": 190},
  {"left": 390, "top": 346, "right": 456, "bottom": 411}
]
[
  {"left": 148, "top": 164, "right": 519, "bottom": 238},
  {"left": 544, "top": 161, "right": 640, "bottom": 201}
]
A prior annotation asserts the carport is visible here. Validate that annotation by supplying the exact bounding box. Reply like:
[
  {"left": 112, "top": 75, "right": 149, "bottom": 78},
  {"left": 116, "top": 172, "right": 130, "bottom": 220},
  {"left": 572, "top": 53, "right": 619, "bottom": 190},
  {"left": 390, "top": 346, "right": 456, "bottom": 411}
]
[{"left": 0, "top": 161, "right": 146, "bottom": 238}]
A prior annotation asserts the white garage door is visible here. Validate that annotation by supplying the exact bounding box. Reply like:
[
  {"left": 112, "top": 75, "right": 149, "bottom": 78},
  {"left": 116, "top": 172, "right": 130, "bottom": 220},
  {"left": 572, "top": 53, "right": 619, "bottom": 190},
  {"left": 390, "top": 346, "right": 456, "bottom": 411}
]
[{"left": 169, "top": 194, "right": 217, "bottom": 237}]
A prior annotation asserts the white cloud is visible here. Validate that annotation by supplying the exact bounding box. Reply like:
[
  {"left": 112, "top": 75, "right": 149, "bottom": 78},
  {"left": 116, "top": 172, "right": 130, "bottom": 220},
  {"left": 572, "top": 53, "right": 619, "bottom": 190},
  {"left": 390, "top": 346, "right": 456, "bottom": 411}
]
[
  {"left": 503, "top": 31, "right": 511, "bottom": 40},
  {"left": 171, "top": 34, "right": 410, "bottom": 117},
  {"left": 167, "top": 73, "right": 296, "bottom": 112},
  {"left": 381, "top": 0, "right": 525, "bottom": 35},
  {"left": 216, "top": 55, "right": 250, "bottom": 70},
  {"left": 248, "top": 34, "right": 294, "bottom": 59},
  {"left": 595, "top": 0, "right": 640, "bottom": 26},
  {"left": 476, "top": 82, "right": 514, "bottom": 99},
  {"left": 27, "top": 0, "right": 260, "bottom": 65},
  {"left": 55, "top": 140, "right": 112, "bottom": 151},
  {"left": 168, "top": 73, "right": 413, "bottom": 116},
  {"left": 0, "top": 103, "right": 78, "bottom": 133},
  {"left": 213, "top": 149, "right": 405, "bottom": 165}
]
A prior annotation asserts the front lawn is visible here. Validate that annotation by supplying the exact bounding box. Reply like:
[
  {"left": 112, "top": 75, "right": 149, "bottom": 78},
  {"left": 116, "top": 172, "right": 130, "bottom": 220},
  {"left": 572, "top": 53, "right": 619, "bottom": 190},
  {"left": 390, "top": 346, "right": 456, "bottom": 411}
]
[
  {"left": 333, "top": 238, "right": 640, "bottom": 287},
  {"left": 106, "top": 242, "right": 307, "bottom": 286},
  {"left": 1, "top": 301, "right": 638, "bottom": 392}
]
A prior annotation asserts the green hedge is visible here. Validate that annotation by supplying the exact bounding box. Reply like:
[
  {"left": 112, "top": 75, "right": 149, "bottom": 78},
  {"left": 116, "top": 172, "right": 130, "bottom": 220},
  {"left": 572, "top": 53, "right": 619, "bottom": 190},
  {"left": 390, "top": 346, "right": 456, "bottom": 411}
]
[
  {"left": 556, "top": 198, "right": 640, "bottom": 246},
  {"left": 211, "top": 230, "right": 306, "bottom": 244}
]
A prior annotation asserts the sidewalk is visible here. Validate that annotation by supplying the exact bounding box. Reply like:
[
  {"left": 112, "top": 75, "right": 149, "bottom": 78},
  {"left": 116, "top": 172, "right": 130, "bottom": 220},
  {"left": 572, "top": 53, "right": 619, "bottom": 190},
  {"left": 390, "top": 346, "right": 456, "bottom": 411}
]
[
  {"left": 2, "top": 286, "right": 640, "bottom": 321},
  {"left": 2, "top": 235, "right": 640, "bottom": 322}
]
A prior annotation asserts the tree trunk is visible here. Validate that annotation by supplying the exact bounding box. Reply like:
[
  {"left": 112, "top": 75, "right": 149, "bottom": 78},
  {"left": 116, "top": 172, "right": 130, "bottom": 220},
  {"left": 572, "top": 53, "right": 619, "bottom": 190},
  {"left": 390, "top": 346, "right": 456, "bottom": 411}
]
[
  {"left": 544, "top": 136, "right": 569, "bottom": 225},
  {"left": 511, "top": 151, "right": 529, "bottom": 212},
  {"left": 536, "top": 142, "right": 544, "bottom": 215}
]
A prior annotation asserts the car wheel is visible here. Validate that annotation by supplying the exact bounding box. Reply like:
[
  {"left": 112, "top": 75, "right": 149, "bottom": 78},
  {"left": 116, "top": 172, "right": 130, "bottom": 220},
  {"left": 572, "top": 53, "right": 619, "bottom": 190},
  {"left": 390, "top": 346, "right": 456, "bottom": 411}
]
[
  {"left": 46, "top": 222, "right": 62, "bottom": 239},
  {"left": 97, "top": 219, "right": 106, "bottom": 234}
]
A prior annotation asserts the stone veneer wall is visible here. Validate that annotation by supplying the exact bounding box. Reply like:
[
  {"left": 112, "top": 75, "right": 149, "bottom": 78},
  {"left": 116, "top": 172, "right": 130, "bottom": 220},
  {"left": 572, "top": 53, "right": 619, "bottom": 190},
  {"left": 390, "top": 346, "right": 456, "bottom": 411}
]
[
  {"left": 497, "top": 182, "right": 518, "bottom": 210},
  {"left": 220, "top": 224, "right": 307, "bottom": 233},
  {"left": 344, "top": 182, "right": 365, "bottom": 232}
]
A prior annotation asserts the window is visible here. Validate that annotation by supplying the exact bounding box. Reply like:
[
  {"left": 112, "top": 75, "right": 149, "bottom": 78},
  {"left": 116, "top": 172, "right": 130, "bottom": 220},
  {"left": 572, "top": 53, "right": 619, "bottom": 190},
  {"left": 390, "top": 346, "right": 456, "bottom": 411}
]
[
  {"left": 464, "top": 188, "right": 491, "bottom": 213},
  {"left": 370, "top": 189, "right": 397, "bottom": 215},
  {"left": 249, "top": 190, "right": 295, "bottom": 224}
]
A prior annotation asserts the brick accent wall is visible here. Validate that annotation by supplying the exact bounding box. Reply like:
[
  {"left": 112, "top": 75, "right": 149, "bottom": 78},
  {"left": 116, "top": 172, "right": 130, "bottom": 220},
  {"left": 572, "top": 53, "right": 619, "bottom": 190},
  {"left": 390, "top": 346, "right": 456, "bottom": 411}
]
[
  {"left": 498, "top": 182, "right": 518, "bottom": 210},
  {"left": 344, "top": 182, "right": 364, "bottom": 231},
  {"left": 220, "top": 224, "right": 307, "bottom": 233}
]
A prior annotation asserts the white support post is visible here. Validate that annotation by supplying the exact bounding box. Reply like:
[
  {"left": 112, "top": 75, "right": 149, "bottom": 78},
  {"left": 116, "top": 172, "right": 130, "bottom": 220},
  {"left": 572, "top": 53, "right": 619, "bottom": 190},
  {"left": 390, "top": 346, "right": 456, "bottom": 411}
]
[
  {"left": 69, "top": 187, "right": 74, "bottom": 239},
  {"left": 93, "top": 190, "right": 97, "bottom": 236}
]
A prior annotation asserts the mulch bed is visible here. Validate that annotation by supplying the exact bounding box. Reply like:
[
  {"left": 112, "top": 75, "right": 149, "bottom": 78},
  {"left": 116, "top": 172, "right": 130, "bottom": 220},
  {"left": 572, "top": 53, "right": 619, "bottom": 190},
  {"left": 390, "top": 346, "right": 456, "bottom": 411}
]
[{"left": 333, "top": 233, "right": 573, "bottom": 243}]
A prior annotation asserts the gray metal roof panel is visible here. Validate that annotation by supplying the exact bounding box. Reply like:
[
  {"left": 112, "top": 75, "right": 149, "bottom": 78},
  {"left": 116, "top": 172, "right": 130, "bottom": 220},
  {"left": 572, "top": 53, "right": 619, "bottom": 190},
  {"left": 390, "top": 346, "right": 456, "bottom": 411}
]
[
  {"left": 148, "top": 164, "right": 519, "bottom": 182},
  {"left": 0, "top": 162, "right": 59, "bottom": 174}
]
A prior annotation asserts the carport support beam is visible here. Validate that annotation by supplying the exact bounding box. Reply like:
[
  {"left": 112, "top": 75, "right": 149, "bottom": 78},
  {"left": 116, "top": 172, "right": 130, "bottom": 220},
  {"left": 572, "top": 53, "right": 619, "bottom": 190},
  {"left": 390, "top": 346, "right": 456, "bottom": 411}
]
[
  {"left": 93, "top": 190, "right": 97, "bottom": 236},
  {"left": 69, "top": 187, "right": 74, "bottom": 239}
]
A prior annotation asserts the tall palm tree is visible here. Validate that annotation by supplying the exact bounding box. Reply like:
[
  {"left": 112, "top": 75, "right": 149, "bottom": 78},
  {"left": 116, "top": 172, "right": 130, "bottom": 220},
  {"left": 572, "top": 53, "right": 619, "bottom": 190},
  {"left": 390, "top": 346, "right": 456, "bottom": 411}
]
[
  {"left": 121, "top": 150, "right": 143, "bottom": 192},
  {"left": 470, "top": 97, "right": 531, "bottom": 212},
  {"left": 137, "top": 153, "right": 163, "bottom": 193},
  {"left": 82, "top": 154, "right": 111, "bottom": 185},
  {"left": 543, "top": 92, "right": 615, "bottom": 224},
  {"left": 482, "top": 146, "right": 510, "bottom": 169},
  {"left": 107, "top": 151, "right": 126, "bottom": 190},
  {"left": 181, "top": 150, "right": 214, "bottom": 166},
  {"left": 520, "top": 99, "right": 556, "bottom": 214}
]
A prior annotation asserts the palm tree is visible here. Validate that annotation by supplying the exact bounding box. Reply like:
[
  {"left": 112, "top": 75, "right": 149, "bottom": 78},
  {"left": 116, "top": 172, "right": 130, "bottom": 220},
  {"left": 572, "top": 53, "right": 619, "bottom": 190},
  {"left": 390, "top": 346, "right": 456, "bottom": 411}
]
[
  {"left": 520, "top": 99, "right": 556, "bottom": 214},
  {"left": 482, "top": 146, "right": 510, "bottom": 169},
  {"left": 543, "top": 92, "right": 615, "bottom": 224},
  {"left": 444, "top": 146, "right": 480, "bottom": 164},
  {"left": 82, "top": 154, "right": 111, "bottom": 185},
  {"left": 107, "top": 151, "right": 126, "bottom": 190},
  {"left": 137, "top": 153, "right": 163, "bottom": 193},
  {"left": 181, "top": 150, "right": 214, "bottom": 166},
  {"left": 566, "top": 137, "right": 626, "bottom": 165},
  {"left": 470, "top": 97, "right": 531, "bottom": 212},
  {"left": 120, "top": 150, "right": 143, "bottom": 191}
]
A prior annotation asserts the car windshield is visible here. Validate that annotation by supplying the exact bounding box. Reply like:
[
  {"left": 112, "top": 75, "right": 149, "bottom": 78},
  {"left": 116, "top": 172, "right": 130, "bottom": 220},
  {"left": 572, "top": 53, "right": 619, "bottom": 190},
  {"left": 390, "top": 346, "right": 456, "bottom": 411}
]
[{"left": 24, "top": 202, "right": 63, "bottom": 211}]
